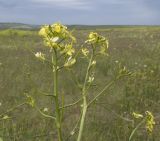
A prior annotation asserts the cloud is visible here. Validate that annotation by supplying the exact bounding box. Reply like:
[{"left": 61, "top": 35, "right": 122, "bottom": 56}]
[
  {"left": 0, "top": 0, "right": 92, "bottom": 10},
  {"left": 0, "top": 0, "right": 18, "bottom": 8},
  {"left": 30, "top": 0, "right": 92, "bottom": 10},
  {"left": 0, "top": 0, "right": 160, "bottom": 24}
]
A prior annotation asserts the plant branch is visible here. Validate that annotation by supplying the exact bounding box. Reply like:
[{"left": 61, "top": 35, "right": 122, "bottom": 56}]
[
  {"left": 87, "top": 80, "right": 115, "bottom": 108},
  {"left": 35, "top": 106, "right": 56, "bottom": 120},
  {"left": 129, "top": 119, "right": 145, "bottom": 141},
  {"left": 95, "top": 102, "right": 134, "bottom": 123},
  {"left": 77, "top": 46, "right": 94, "bottom": 141},
  {"left": 0, "top": 102, "right": 27, "bottom": 118},
  {"left": 87, "top": 73, "right": 131, "bottom": 108},
  {"left": 38, "top": 90, "right": 55, "bottom": 98},
  {"left": 60, "top": 98, "right": 82, "bottom": 109}
]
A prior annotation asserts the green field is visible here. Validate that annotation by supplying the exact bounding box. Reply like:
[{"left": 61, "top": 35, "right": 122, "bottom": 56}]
[{"left": 0, "top": 26, "right": 160, "bottom": 141}]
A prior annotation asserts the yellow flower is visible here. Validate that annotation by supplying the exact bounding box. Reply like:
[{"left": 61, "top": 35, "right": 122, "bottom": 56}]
[
  {"left": 2, "top": 115, "right": 10, "bottom": 120},
  {"left": 26, "top": 94, "right": 35, "bottom": 107},
  {"left": 88, "top": 76, "right": 94, "bottom": 83},
  {"left": 63, "top": 44, "right": 75, "bottom": 56},
  {"left": 39, "top": 22, "right": 76, "bottom": 49},
  {"left": 82, "top": 48, "right": 89, "bottom": 56},
  {"left": 145, "top": 111, "right": 155, "bottom": 133},
  {"left": 53, "top": 23, "right": 61, "bottom": 33},
  {"left": 43, "top": 108, "right": 49, "bottom": 112},
  {"left": 52, "top": 23, "right": 67, "bottom": 33},
  {"left": 39, "top": 27, "right": 46, "bottom": 36},
  {"left": 91, "top": 60, "right": 96, "bottom": 66},
  {"left": 39, "top": 25, "right": 50, "bottom": 37},
  {"left": 51, "top": 37, "right": 59, "bottom": 43},
  {"left": 132, "top": 112, "right": 143, "bottom": 119},
  {"left": 35, "top": 52, "right": 45, "bottom": 60},
  {"left": 64, "top": 57, "right": 76, "bottom": 67},
  {"left": 89, "top": 32, "right": 98, "bottom": 40},
  {"left": 85, "top": 32, "right": 108, "bottom": 46},
  {"left": 85, "top": 32, "right": 98, "bottom": 43}
]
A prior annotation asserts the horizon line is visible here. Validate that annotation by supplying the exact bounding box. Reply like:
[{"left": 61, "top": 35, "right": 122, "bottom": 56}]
[{"left": 0, "top": 22, "right": 160, "bottom": 26}]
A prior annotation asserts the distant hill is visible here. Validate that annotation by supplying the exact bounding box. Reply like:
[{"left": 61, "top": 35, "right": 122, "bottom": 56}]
[
  {"left": 68, "top": 25, "right": 160, "bottom": 30},
  {"left": 0, "top": 23, "right": 159, "bottom": 30},
  {"left": 68, "top": 25, "right": 118, "bottom": 30},
  {"left": 0, "top": 23, "right": 118, "bottom": 30},
  {"left": 0, "top": 23, "right": 40, "bottom": 30}
]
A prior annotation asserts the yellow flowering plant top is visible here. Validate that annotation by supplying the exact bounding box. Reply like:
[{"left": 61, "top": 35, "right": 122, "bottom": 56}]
[
  {"left": 84, "top": 32, "right": 109, "bottom": 56},
  {"left": 39, "top": 23, "right": 76, "bottom": 58},
  {"left": 38, "top": 22, "right": 77, "bottom": 69}
]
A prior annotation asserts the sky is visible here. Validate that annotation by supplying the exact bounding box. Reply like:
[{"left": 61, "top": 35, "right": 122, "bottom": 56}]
[{"left": 0, "top": 0, "right": 160, "bottom": 25}]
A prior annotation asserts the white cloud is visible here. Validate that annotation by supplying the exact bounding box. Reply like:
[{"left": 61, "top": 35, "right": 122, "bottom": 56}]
[
  {"left": 103, "top": 0, "right": 133, "bottom": 5},
  {"left": 31, "top": 0, "right": 92, "bottom": 10}
]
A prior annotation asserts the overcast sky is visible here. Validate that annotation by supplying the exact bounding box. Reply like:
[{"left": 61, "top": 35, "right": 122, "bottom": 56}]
[{"left": 0, "top": 0, "right": 160, "bottom": 25}]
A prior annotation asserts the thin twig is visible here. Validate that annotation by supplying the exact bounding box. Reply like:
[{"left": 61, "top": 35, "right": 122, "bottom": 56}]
[
  {"left": 35, "top": 106, "right": 56, "bottom": 120},
  {"left": 96, "top": 102, "right": 134, "bottom": 123},
  {"left": 38, "top": 91, "right": 55, "bottom": 98},
  {"left": 129, "top": 119, "right": 145, "bottom": 141},
  {"left": 0, "top": 102, "right": 27, "bottom": 117},
  {"left": 87, "top": 73, "right": 130, "bottom": 108},
  {"left": 66, "top": 111, "right": 82, "bottom": 141},
  {"left": 60, "top": 98, "right": 82, "bottom": 109},
  {"left": 87, "top": 80, "right": 115, "bottom": 108}
]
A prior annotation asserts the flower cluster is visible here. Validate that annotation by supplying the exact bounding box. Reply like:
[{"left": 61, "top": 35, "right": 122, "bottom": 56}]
[
  {"left": 39, "top": 23, "right": 76, "bottom": 57},
  {"left": 82, "top": 32, "right": 109, "bottom": 56},
  {"left": 86, "top": 32, "right": 106, "bottom": 44},
  {"left": 35, "top": 23, "right": 78, "bottom": 68},
  {"left": 145, "top": 111, "right": 155, "bottom": 133}
]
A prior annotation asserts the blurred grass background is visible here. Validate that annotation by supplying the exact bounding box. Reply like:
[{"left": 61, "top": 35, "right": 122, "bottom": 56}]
[{"left": 0, "top": 26, "right": 160, "bottom": 141}]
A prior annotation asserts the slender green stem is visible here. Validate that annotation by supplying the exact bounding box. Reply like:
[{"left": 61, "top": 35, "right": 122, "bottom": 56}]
[
  {"left": 52, "top": 49, "right": 63, "bottom": 141},
  {"left": 87, "top": 73, "right": 130, "bottom": 108},
  {"left": 96, "top": 102, "right": 134, "bottom": 123},
  {"left": 35, "top": 106, "right": 56, "bottom": 120},
  {"left": 87, "top": 80, "right": 115, "bottom": 108},
  {"left": 38, "top": 90, "right": 55, "bottom": 97},
  {"left": 60, "top": 98, "right": 82, "bottom": 109},
  {"left": 66, "top": 111, "right": 83, "bottom": 141},
  {"left": 129, "top": 119, "right": 145, "bottom": 141},
  {"left": 71, "top": 111, "right": 83, "bottom": 135},
  {"left": 77, "top": 49, "right": 94, "bottom": 141},
  {"left": 77, "top": 104, "right": 87, "bottom": 141},
  {"left": 0, "top": 102, "right": 27, "bottom": 118}
]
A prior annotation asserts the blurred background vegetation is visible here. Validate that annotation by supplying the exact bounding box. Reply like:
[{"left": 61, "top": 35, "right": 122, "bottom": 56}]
[{"left": 0, "top": 26, "right": 160, "bottom": 141}]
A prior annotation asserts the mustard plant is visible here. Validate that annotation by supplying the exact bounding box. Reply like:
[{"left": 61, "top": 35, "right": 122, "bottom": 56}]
[{"left": 32, "top": 22, "right": 131, "bottom": 141}]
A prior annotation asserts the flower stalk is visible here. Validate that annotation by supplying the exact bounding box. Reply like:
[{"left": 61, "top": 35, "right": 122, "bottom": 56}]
[
  {"left": 52, "top": 49, "right": 63, "bottom": 141},
  {"left": 77, "top": 49, "right": 94, "bottom": 141}
]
